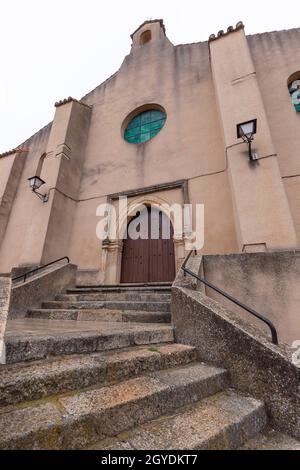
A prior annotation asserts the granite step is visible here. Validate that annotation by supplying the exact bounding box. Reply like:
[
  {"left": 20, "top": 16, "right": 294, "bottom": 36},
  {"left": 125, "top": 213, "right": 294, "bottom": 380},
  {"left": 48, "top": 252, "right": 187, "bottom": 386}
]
[
  {"left": 56, "top": 292, "right": 171, "bottom": 302},
  {"left": 75, "top": 282, "right": 172, "bottom": 289},
  {"left": 27, "top": 308, "right": 171, "bottom": 323},
  {"left": 0, "top": 343, "right": 196, "bottom": 406},
  {"left": 41, "top": 300, "right": 171, "bottom": 312},
  {"left": 68, "top": 286, "right": 172, "bottom": 294},
  {"left": 0, "top": 363, "right": 229, "bottom": 450},
  {"left": 5, "top": 320, "right": 174, "bottom": 364},
  {"left": 240, "top": 428, "right": 300, "bottom": 450},
  {"left": 91, "top": 390, "right": 267, "bottom": 450}
]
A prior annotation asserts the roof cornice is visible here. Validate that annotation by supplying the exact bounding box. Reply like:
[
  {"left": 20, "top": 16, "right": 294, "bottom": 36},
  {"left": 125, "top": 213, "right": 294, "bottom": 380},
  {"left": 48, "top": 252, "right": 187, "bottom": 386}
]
[
  {"left": 209, "top": 21, "right": 245, "bottom": 43},
  {"left": 54, "top": 96, "right": 92, "bottom": 109},
  {"left": 0, "top": 148, "right": 28, "bottom": 159}
]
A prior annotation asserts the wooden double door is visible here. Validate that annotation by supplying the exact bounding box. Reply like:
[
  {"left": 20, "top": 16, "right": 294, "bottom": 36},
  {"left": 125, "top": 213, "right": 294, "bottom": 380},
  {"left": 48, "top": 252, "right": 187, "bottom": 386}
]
[{"left": 120, "top": 207, "right": 176, "bottom": 283}]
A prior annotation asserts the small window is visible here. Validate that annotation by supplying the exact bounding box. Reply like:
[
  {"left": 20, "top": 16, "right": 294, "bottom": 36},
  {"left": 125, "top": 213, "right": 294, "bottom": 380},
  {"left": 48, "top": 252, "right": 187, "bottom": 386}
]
[
  {"left": 124, "top": 109, "right": 166, "bottom": 144},
  {"left": 140, "top": 30, "right": 152, "bottom": 45},
  {"left": 288, "top": 73, "right": 300, "bottom": 113}
]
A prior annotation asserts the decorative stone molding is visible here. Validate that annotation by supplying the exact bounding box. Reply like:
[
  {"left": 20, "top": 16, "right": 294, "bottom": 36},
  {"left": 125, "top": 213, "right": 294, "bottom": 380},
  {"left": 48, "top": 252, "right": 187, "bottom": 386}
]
[
  {"left": 100, "top": 180, "right": 192, "bottom": 283},
  {"left": 102, "top": 239, "right": 123, "bottom": 253},
  {"left": 101, "top": 239, "right": 124, "bottom": 284},
  {"left": 54, "top": 97, "right": 92, "bottom": 109},
  {"left": 55, "top": 143, "right": 71, "bottom": 160},
  {"left": 209, "top": 21, "right": 245, "bottom": 42},
  {"left": 108, "top": 179, "right": 189, "bottom": 204}
]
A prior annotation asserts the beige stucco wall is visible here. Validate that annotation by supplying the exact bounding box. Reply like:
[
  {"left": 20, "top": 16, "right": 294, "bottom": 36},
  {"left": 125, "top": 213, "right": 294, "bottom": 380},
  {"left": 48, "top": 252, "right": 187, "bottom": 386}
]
[
  {"left": 248, "top": 29, "right": 300, "bottom": 243},
  {"left": 0, "top": 151, "right": 27, "bottom": 249},
  {"left": 0, "top": 20, "right": 299, "bottom": 283},
  {"left": 77, "top": 42, "right": 227, "bottom": 200},
  {"left": 68, "top": 26, "right": 240, "bottom": 277},
  {"left": 209, "top": 28, "right": 297, "bottom": 252},
  {"left": 0, "top": 126, "right": 51, "bottom": 272}
]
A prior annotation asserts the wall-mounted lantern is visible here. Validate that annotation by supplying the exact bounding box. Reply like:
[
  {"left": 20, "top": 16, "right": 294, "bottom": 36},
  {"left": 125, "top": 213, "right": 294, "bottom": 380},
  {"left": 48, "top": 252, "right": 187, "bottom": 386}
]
[
  {"left": 236, "top": 119, "right": 258, "bottom": 161},
  {"left": 28, "top": 176, "right": 49, "bottom": 202}
]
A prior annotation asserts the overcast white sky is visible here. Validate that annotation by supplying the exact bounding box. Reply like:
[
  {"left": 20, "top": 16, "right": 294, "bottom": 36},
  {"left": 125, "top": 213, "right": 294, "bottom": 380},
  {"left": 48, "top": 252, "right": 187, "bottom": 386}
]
[{"left": 1, "top": 0, "right": 299, "bottom": 153}]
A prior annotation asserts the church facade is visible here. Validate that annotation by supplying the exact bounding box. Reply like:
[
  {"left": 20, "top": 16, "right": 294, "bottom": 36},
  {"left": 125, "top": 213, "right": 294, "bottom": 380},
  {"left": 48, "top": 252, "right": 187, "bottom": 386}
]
[{"left": 0, "top": 19, "right": 300, "bottom": 285}]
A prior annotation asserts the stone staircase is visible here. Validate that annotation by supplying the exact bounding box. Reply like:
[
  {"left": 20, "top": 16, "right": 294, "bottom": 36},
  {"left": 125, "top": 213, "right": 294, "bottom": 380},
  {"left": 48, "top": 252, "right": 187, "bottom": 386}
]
[
  {"left": 1, "top": 284, "right": 299, "bottom": 450},
  {"left": 26, "top": 284, "right": 172, "bottom": 324}
]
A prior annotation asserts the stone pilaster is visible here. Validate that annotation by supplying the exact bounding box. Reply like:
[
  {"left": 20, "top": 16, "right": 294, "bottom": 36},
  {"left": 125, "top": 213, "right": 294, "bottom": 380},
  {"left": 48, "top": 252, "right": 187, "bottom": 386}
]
[
  {"left": 209, "top": 25, "right": 297, "bottom": 251},
  {"left": 0, "top": 150, "right": 27, "bottom": 248},
  {"left": 102, "top": 239, "right": 124, "bottom": 284},
  {"left": 19, "top": 99, "right": 92, "bottom": 266},
  {"left": 173, "top": 237, "right": 186, "bottom": 272}
]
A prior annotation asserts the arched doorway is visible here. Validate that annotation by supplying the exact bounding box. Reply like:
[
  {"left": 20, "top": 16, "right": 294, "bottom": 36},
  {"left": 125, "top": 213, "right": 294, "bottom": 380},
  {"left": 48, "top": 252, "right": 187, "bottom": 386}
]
[{"left": 120, "top": 207, "right": 176, "bottom": 283}]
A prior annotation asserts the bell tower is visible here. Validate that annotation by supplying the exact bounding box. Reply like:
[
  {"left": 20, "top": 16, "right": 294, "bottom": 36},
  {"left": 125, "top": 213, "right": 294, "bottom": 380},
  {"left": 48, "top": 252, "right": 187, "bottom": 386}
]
[{"left": 130, "top": 19, "right": 166, "bottom": 48}]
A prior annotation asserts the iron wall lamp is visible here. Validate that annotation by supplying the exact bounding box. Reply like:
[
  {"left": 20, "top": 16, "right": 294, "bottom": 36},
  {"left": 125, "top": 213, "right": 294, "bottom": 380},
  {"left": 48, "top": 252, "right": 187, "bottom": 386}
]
[
  {"left": 28, "top": 176, "right": 49, "bottom": 203},
  {"left": 237, "top": 119, "right": 258, "bottom": 161}
]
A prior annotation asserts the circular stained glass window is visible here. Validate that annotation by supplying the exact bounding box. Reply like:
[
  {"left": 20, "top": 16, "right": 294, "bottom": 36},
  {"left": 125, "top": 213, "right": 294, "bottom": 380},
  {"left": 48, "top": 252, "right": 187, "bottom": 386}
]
[{"left": 124, "top": 109, "right": 166, "bottom": 144}]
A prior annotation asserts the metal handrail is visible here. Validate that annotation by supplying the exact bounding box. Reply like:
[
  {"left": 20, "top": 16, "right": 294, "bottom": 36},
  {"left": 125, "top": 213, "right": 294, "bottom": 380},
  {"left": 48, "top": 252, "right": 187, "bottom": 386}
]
[
  {"left": 12, "top": 256, "right": 70, "bottom": 283},
  {"left": 181, "top": 250, "right": 279, "bottom": 345}
]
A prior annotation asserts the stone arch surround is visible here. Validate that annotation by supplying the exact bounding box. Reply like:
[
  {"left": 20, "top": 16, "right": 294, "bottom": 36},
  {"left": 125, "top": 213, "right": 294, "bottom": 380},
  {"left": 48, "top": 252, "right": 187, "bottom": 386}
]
[{"left": 101, "top": 189, "right": 187, "bottom": 284}]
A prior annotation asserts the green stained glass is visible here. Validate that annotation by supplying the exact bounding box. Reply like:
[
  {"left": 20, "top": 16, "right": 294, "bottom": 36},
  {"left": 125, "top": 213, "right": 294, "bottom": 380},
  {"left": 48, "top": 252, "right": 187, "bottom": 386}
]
[
  {"left": 150, "top": 119, "right": 164, "bottom": 131},
  {"left": 140, "top": 132, "right": 151, "bottom": 143},
  {"left": 124, "top": 109, "right": 166, "bottom": 144},
  {"left": 125, "top": 134, "right": 140, "bottom": 144},
  {"left": 141, "top": 112, "right": 151, "bottom": 124},
  {"left": 150, "top": 130, "right": 159, "bottom": 139},
  {"left": 151, "top": 110, "right": 163, "bottom": 120},
  {"left": 126, "top": 115, "right": 141, "bottom": 130},
  {"left": 124, "top": 128, "right": 138, "bottom": 138}
]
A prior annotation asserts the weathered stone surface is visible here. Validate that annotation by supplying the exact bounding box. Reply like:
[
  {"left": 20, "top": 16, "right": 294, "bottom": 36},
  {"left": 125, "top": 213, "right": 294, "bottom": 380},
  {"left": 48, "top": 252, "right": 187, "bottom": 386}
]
[
  {"left": 58, "top": 363, "right": 228, "bottom": 449},
  {"left": 0, "top": 277, "right": 11, "bottom": 364},
  {"left": 172, "top": 281, "right": 300, "bottom": 439},
  {"left": 0, "top": 343, "right": 197, "bottom": 406},
  {"left": 68, "top": 285, "right": 172, "bottom": 293},
  {"left": 10, "top": 263, "right": 77, "bottom": 319},
  {"left": 56, "top": 292, "right": 171, "bottom": 302},
  {"left": 0, "top": 363, "right": 228, "bottom": 449},
  {"left": 0, "top": 402, "right": 62, "bottom": 450},
  {"left": 27, "top": 308, "right": 171, "bottom": 323},
  {"left": 2, "top": 276, "right": 295, "bottom": 451},
  {"left": 92, "top": 390, "right": 266, "bottom": 450},
  {"left": 41, "top": 300, "right": 171, "bottom": 312},
  {"left": 202, "top": 251, "right": 300, "bottom": 344},
  {"left": 240, "top": 427, "right": 300, "bottom": 450},
  {"left": 4, "top": 319, "right": 174, "bottom": 363}
]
